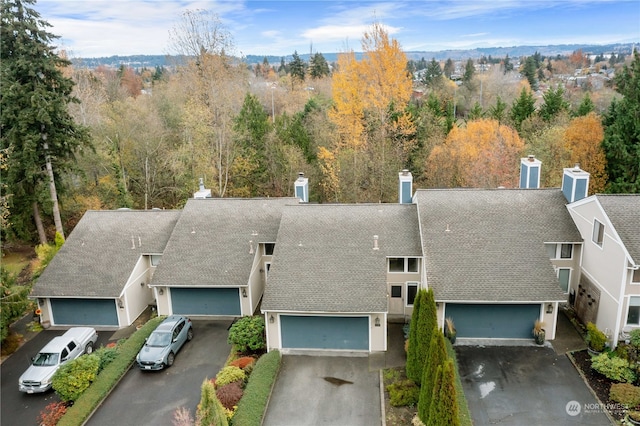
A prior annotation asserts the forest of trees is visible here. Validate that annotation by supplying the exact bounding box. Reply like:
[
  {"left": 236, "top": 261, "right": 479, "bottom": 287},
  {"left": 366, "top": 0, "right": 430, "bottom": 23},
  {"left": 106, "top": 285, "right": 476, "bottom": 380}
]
[{"left": 1, "top": 1, "right": 639, "bottom": 245}]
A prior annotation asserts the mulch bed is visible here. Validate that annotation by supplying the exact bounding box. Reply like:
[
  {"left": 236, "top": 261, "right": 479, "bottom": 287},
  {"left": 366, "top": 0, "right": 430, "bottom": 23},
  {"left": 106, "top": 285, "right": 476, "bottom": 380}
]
[{"left": 571, "top": 349, "right": 626, "bottom": 421}]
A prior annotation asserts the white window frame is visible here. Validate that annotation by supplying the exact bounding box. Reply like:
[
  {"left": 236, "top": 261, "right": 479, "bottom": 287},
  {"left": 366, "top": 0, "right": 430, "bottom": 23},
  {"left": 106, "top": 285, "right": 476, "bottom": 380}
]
[
  {"left": 592, "top": 219, "right": 604, "bottom": 248},
  {"left": 388, "top": 257, "right": 420, "bottom": 273},
  {"left": 405, "top": 282, "right": 419, "bottom": 307},
  {"left": 627, "top": 296, "right": 640, "bottom": 326},
  {"left": 546, "top": 244, "right": 574, "bottom": 259}
]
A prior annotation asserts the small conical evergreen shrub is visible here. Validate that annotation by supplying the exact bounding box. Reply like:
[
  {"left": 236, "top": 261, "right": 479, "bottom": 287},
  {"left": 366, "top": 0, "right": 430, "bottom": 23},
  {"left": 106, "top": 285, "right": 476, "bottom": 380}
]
[{"left": 429, "top": 359, "right": 460, "bottom": 426}]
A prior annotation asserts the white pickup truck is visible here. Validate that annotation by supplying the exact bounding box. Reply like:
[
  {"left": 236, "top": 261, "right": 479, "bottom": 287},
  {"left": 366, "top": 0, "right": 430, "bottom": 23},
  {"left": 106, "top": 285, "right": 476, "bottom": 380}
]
[{"left": 18, "top": 327, "right": 98, "bottom": 393}]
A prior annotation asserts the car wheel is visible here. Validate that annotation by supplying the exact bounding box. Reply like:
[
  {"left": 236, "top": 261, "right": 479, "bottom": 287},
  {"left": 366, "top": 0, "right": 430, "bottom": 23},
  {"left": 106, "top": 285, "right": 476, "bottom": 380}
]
[
  {"left": 166, "top": 352, "right": 175, "bottom": 367},
  {"left": 85, "top": 342, "right": 94, "bottom": 354},
  {"left": 187, "top": 328, "right": 194, "bottom": 341}
]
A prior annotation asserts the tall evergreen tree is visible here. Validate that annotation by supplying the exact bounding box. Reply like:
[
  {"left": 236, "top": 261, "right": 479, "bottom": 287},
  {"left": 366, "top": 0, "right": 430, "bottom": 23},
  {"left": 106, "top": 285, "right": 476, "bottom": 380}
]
[
  {"left": 417, "top": 326, "right": 447, "bottom": 423},
  {"left": 522, "top": 56, "right": 538, "bottom": 90},
  {"left": 1, "top": 0, "right": 91, "bottom": 243},
  {"left": 309, "top": 52, "right": 330, "bottom": 79},
  {"left": 575, "top": 93, "right": 595, "bottom": 117},
  {"left": 406, "top": 287, "right": 423, "bottom": 382},
  {"left": 422, "top": 58, "right": 443, "bottom": 86},
  {"left": 502, "top": 54, "right": 514, "bottom": 74},
  {"left": 538, "top": 85, "right": 570, "bottom": 122},
  {"left": 488, "top": 95, "right": 508, "bottom": 123},
  {"left": 463, "top": 58, "right": 475, "bottom": 83},
  {"left": 443, "top": 58, "right": 455, "bottom": 78},
  {"left": 509, "top": 88, "right": 536, "bottom": 132},
  {"left": 467, "top": 102, "right": 484, "bottom": 120},
  {"left": 289, "top": 50, "right": 306, "bottom": 87},
  {"left": 413, "top": 289, "right": 437, "bottom": 385},
  {"left": 602, "top": 50, "right": 640, "bottom": 193},
  {"left": 233, "top": 93, "right": 270, "bottom": 195},
  {"left": 428, "top": 359, "right": 460, "bottom": 426}
]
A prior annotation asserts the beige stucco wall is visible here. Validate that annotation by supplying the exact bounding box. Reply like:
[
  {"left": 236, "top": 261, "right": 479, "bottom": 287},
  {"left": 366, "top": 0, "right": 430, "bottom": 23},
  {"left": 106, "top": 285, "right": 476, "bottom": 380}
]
[
  {"left": 569, "top": 199, "right": 629, "bottom": 346},
  {"left": 119, "top": 255, "right": 155, "bottom": 327},
  {"left": 387, "top": 262, "right": 421, "bottom": 318},
  {"left": 264, "top": 312, "right": 386, "bottom": 353}
]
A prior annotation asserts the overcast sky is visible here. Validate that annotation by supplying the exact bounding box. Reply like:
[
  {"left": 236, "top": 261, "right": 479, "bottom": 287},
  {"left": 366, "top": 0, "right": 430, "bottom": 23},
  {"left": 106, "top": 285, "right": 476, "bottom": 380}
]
[{"left": 35, "top": 0, "right": 640, "bottom": 58}]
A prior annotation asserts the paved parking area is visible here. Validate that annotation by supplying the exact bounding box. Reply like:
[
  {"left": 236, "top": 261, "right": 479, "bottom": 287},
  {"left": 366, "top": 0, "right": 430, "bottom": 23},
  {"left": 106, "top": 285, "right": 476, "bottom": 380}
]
[
  {"left": 87, "top": 320, "right": 232, "bottom": 426},
  {"left": 456, "top": 346, "right": 612, "bottom": 425},
  {"left": 263, "top": 355, "right": 381, "bottom": 426}
]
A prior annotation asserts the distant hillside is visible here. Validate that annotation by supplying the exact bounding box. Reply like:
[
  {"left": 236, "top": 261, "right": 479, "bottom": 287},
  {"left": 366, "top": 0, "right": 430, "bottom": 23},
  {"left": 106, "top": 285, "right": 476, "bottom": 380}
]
[{"left": 71, "top": 42, "right": 637, "bottom": 69}]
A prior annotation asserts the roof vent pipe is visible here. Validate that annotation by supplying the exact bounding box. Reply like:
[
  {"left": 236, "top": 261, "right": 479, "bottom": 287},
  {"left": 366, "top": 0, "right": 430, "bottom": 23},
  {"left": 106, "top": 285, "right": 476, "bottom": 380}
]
[{"left": 373, "top": 235, "right": 379, "bottom": 250}]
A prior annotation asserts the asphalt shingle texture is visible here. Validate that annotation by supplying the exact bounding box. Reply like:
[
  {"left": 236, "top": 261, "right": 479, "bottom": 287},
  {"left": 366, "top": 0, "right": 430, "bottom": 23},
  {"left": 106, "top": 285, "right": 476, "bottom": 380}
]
[
  {"left": 32, "top": 210, "right": 181, "bottom": 297},
  {"left": 261, "top": 203, "right": 422, "bottom": 313},
  {"left": 151, "top": 198, "right": 297, "bottom": 287},
  {"left": 597, "top": 194, "right": 640, "bottom": 264},
  {"left": 415, "top": 188, "right": 580, "bottom": 302}
]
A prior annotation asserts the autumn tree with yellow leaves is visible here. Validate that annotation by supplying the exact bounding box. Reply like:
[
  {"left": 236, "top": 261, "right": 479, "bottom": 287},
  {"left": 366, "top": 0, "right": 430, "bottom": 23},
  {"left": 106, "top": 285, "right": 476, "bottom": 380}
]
[
  {"left": 323, "top": 22, "right": 415, "bottom": 202},
  {"left": 563, "top": 112, "right": 608, "bottom": 194}
]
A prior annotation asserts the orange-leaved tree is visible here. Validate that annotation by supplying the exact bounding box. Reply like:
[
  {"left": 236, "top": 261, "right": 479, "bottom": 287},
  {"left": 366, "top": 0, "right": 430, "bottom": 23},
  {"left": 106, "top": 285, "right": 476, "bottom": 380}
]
[
  {"left": 563, "top": 112, "right": 608, "bottom": 194},
  {"left": 426, "top": 119, "right": 525, "bottom": 188}
]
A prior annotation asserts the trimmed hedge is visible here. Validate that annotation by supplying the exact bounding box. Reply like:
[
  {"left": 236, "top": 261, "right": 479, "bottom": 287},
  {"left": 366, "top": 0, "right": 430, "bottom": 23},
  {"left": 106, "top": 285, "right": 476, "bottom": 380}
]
[
  {"left": 57, "top": 316, "right": 165, "bottom": 426},
  {"left": 231, "top": 350, "right": 281, "bottom": 426},
  {"left": 445, "top": 339, "right": 473, "bottom": 426}
]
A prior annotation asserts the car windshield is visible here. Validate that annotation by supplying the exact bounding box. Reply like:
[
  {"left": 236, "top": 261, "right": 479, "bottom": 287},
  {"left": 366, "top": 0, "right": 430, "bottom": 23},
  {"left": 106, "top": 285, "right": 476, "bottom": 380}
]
[
  {"left": 32, "top": 352, "right": 59, "bottom": 366},
  {"left": 146, "top": 331, "right": 171, "bottom": 347}
]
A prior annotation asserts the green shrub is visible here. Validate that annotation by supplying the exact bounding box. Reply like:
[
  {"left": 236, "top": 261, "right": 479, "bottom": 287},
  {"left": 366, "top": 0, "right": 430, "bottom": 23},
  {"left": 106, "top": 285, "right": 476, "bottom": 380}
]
[
  {"left": 216, "top": 366, "right": 246, "bottom": 388},
  {"left": 445, "top": 339, "right": 473, "bottom": 426},
  {"left": 228, "top": 316, "right": 266, "bottom": 353},
  {"left": 52, "top": 354, "right": 100, "bottom": 403},
  {"left": 591, "top": 353, "right": 636, "bottom": 383},
  {"left": 94, "top": 345, "right": 119, "bottom": 373},
  {"left": 57, "top": 316, "right": 165, "bottom": 426},
  {"left": 387, "top": 379, "right": 419, "bottom": 407},
  {"left": 630, "top": 329, "right": 640, "bottom": 349},
  {"left": 586, "top": 322, "right": 607, "bottom": 352},
  {"left": 232, "top": 350, "right": 281, "bottom": 426},
  {"left": 610, "top": 383, "right": 640, "bottom": 407}
]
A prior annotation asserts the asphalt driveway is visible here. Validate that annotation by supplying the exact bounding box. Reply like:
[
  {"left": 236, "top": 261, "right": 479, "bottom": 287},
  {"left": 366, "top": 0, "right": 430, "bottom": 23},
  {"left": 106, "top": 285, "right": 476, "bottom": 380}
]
[
  {"left": 456, "top": 346, "right": 612, "bottom": 425},
  {"left": 1, "top": 327, "right": 111, "bottom": 426},
  {"left": 86, "top": 320, "right": 232, "bottom": 426},
  {"left": 263, "top": 355, "right": 381, "bottom": 426}
]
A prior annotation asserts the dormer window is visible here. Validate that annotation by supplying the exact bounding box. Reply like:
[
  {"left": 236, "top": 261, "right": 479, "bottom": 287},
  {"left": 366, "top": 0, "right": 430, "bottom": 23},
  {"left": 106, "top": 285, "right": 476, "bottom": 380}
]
[{"left": 264, "top": 243, "right": 275, "bottom": 256}]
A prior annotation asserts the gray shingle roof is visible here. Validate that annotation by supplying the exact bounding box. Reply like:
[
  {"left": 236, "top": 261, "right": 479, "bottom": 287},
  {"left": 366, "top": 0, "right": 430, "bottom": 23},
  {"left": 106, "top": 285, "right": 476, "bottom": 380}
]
[
  {"left": 597, "top": 194, "right": 640, "bottom": 264},
  {"left": 261, "top": 204, "right": 422, "bottom": 313},
  {"left": 151, "top": 198, "right": 297, "bottom": 287},
  {"left": 32, "top": 210, "right": 181, "bottom": 298},
  {"left": 415, "top": 188, "right": 579, "bottom": 302}
]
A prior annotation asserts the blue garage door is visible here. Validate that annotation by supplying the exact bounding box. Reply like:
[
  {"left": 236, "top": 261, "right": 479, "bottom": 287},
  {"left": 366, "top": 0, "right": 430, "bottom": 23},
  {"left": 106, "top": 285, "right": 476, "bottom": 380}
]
[
  {"left": 51, "top": 298, "right": 118, "bottom": 326},
  {"left": 281, "top": 315, "right": 369, "bottom": 350},
  {"left": 171, "top": 288, "right": 240, "bottom": 315},
  {"left": 445, "top": 304, "right": 541, "bottom": 338}
]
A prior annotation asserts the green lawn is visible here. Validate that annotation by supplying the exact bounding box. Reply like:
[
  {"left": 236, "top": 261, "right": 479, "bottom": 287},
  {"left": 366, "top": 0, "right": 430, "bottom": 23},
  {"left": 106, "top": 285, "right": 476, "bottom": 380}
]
[{"left": 1, "top": 251, "right": 30, "bottom": 276}]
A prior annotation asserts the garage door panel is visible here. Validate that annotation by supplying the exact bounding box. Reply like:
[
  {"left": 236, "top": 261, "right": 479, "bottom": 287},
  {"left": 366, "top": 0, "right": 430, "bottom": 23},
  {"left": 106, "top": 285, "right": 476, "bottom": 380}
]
[
  {"left": 51, "top": 298, "right": 118, "bottom": 326},
  {"left": 171, "top": 288, "right": 240, "bottom": 316},
  {"left": 281, "top": 316, "right": 369, "bottom": 350},
  {"left": 445, "top": 304, "right": 540, "bottom": 338}
]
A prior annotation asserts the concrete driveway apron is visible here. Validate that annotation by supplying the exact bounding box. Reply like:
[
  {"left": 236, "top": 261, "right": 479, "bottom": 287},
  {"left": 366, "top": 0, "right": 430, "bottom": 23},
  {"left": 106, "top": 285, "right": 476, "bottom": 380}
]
[
  {"left": 263, "top": 355, "right": 381, "bottom": 426},
  {"left": 456, "top": 346, "right": 612, "bottom": 425}
]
